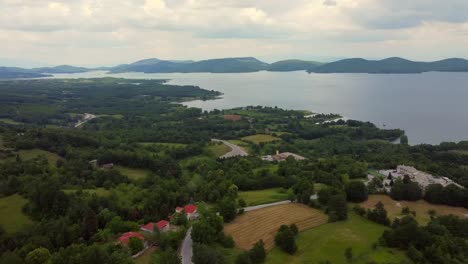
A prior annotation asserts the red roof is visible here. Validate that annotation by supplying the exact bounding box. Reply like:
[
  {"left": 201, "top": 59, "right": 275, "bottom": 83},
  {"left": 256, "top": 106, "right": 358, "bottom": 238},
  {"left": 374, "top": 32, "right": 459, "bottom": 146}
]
[
  {"left": 140, "top": 222, "right": 154, "bottom": 231},
  {"left": 185, "top": 204, "right": 197, "bottom": 214},
  {"left": 175, "top": 206, "right": 183, "bottom": 213},
  {"left": 119, "top": 232, "right": 144, "bottom": 245},
  {"left": 157, "top": 220, "right": 170, "bottom": 229},
  {"left": 141, "top": 220, "right": 169, "bottom": 231}
]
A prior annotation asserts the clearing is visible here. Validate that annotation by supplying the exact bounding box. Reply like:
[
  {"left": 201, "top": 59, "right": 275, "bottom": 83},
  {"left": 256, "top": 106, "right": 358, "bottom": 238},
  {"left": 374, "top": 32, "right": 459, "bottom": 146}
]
[
  {"left": 18, "top": 149, "right": 62, "bottom": 165},
  {"left": 206, "top": 142, "right": 231, "bottom": 158},
  {"left": 360, "top": 194, "right": 468, "bottom": 224},
  {"left": 0, "top": 194, "right": 34, "bottom": 233},
  {"left": 238, "top": 188, "right": 289, "bottom": 206},
  {"left": 224, "top": 203, "right": 327, "bottom": 250},
  {"left": 242, "top": 134, "right": 280, "bottom": 144},
  {"left": 266, "top": 212, "right": 409, "bottom": 264},
  {"left": 115, "top": 166, "right": 151, "bottom": 181}
]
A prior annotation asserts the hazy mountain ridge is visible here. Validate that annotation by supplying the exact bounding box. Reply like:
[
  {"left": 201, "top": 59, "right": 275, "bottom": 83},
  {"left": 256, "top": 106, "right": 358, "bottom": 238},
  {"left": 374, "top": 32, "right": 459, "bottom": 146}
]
[
  {"left": 310, "top": 57, "right": 468, "bottom": 73},
  {"left": 2, "top": 57, "right": 468, "bottom": 78}
]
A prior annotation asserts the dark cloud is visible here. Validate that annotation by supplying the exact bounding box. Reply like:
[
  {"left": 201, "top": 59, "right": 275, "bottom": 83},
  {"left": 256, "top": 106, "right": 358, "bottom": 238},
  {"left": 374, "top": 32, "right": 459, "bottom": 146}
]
[{"left": 323, "top": 0, "right": 337, "bottom": 6}]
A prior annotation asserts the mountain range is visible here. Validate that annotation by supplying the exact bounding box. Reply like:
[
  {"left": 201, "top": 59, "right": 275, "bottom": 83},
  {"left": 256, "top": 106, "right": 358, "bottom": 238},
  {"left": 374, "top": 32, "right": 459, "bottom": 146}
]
[{"left": 2, "top": 57, "right": 468, "bottom": 78}]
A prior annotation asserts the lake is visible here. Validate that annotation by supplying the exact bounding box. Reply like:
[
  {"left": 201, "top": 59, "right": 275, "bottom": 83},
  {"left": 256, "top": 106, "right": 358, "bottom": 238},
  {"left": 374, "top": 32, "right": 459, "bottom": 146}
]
[{"left": 50, "top": 71, "right": 468, "bottom": 145}]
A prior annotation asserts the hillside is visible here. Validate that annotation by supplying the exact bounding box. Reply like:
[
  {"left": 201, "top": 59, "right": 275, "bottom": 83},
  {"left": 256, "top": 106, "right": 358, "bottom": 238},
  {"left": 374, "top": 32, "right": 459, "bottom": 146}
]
[
  {"left": 0, "top": 67, "right": 51, "bottom": 78},
  {"left": 310, "top": 57, "right": 468, "bottom": 73},
  {"left": 267, "top": 59, "right": 322, "bottom": 71},
  {"left": 32, "top": 65, "right": 90, "bottom": 73},
  {"left": 110, "top": 57, "right": 268, "bottom": 73}
]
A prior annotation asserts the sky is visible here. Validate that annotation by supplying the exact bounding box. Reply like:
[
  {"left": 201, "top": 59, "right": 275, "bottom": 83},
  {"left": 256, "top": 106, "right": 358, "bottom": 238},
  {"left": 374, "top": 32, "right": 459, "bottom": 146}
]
[{"left": 2, "top": 0, "right": 468, "bottom": 67}]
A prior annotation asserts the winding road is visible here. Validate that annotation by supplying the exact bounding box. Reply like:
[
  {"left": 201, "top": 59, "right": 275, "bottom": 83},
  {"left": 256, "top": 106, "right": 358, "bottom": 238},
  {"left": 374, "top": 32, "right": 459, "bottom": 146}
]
[
  {"left": 211, "top": 139, "right": 249, "bottom": 159},
  {"left": 181, "top": 227, "right": 193, "bottom": 264}
]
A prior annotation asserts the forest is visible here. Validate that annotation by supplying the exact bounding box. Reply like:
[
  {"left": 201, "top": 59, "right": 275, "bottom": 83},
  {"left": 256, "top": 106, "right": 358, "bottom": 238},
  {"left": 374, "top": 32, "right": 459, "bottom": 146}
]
[{"left": 0, "top": 78, "right": 467, "bottom": 264}]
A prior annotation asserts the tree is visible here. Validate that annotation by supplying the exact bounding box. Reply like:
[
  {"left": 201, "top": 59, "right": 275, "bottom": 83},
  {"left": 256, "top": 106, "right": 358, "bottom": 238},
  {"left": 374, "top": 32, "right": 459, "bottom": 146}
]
[
  {"left": 293, "top": 178, "right": 314, "bottom": 204},
  {"left": 0, "top": 252, "right": 24, "bottom": 264},
  {"left": 249, "top": 240, "right": 266, "bottom": 263},
  {"left": 345, "top": 181, "right": 368, "bottom": 202},
  {"left": 235, "top": 252, "right": 252, "bottom": 264},
  {"left": 327, "top": 194, "right": 348, "bottom": 222},
  {"left": 159, "top": 247, "right": 181, "bottom": 264},
  {"left": 400, "top": 135, "right": 409, "bottom": 145},
  {"left": 25, "top": 247, "right": 51, "bottom": 264},
  {"left": 128, "top": 237, "right": 144, "bottom": 255},
  {"left": 367, "top": 201, "right": 390, "bottom": 226},
  {"left": 345, "top": 247, "right": 353, "bottom": 263},
  {"left": 192, "top": 244, "right": 226, "bottom": 264},
  {"left": 274, "top": 225, "right": 297, "bottom": 254},
  {"left": 238, "top": 198, "right": 247, "bottom": 208},
  {"left": 84, "top": 208, "right": 98, "bottom": 240},
  {"left": 218, "top": 196, "right": 238, "bottom": 223}
]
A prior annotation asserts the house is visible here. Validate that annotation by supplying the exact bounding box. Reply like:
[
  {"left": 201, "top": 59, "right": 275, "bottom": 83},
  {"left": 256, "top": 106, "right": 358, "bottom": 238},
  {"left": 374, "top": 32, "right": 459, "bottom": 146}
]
[
  {"left": 184, "top": 204, "right": 198, "bottom": 220},
  {"left": 223, "top": 115, "right": 242, "bottom": 122},
  {"left": 175, "top": 206, "right": 184, "bottom": 213},
  {"left": 101, "top": 163, "right": 114, "bottom": 170},
  {"left": 140, "top": 220, "right": 170, "bottom": 233},
  {"left": 119, "top": 232, "right": 145, "bottom": 245}
]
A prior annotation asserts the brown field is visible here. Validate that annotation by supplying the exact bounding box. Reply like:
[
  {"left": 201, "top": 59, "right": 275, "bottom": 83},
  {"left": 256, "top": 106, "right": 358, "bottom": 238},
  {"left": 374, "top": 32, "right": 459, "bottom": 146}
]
[
  {"left": 224, "top": 203, "right": 327, "bottom": 250},
  {"left": 360, "top": 194, "right": 468, "bottom": 224}
]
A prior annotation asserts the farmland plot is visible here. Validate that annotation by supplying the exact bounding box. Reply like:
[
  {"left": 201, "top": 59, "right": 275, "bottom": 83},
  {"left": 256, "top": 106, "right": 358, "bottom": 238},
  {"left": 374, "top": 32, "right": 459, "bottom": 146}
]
[{"left": 224, "top": 203, "right": 327, "bottom": 250}]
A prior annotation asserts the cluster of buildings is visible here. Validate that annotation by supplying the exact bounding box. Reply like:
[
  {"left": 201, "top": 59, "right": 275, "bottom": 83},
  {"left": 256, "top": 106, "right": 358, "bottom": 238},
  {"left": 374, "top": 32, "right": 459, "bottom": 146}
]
[
  {"left": 118, "top": 204, "right": 198, "bottom": 251},
  {"left": 261, "top": 150, "right": 306, "bottom": 162},
  {"left": 378, "top": 165, "right": 463, "bottom": 191}
]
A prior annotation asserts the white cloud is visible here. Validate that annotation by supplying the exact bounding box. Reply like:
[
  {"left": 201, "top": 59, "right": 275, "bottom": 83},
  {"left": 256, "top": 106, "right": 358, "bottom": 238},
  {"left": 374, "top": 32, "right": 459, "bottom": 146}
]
[{"left": 0, "top": 0, "right": 468, "bottom": 66}]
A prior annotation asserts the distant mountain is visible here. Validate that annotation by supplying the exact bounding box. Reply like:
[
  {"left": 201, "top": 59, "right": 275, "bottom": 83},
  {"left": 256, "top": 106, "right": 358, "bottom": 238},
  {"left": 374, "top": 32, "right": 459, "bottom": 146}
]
[
  {"left": 3, "top": 57, "right": 468, "bottom": 78},
  {"left": 267, "top": 59, "right": 323, "bottom": 72},
  {"left": 0, "top": 67, "right": 51, "bottom": 78},
  {"left": 310, "top": 57, "right": 468, "bottom": 73},
  {"left": 109, "top": 57, "right": 268, "bottom": 73},
  {"left": 32, "top": 65, "right": 90, "bottom": 74}
]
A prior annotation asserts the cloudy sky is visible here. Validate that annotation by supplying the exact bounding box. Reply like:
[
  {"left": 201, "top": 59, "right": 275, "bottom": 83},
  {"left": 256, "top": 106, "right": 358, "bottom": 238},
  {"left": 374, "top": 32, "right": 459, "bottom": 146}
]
[{"left": 2, "top": 0, "right": 468, "bottom": 67}]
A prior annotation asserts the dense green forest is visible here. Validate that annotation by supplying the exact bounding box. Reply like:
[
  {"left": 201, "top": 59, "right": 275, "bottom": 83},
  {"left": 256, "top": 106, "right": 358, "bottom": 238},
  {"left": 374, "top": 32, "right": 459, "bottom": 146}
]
[{"left": 0, "top": 78, "right": 466, "bottom": 264}]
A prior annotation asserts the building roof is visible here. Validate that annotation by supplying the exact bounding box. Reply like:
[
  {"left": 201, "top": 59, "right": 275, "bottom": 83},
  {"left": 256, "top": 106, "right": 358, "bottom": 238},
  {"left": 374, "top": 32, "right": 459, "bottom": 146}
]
[
  {"left": 175, "top": 206, "right": 183, "bottom": 212},
  {"left": 119, "top": 232, "right": 144, "bottom": 244},
  {"left": 157, "top": 220, "right": 170, "bottom": 229},
  {"left": 184, "top": 204, "right": 197, "bottom": 214},
  {"left": 141, "top": 220, "right": 170, "bottom": 232}
]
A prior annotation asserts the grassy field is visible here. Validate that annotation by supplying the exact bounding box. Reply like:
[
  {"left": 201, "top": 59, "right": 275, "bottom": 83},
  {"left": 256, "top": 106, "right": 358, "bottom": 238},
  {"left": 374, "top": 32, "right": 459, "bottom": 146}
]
[
  {"left": 242, "top": 134, "right": 280, "bottom": 144},
  {"left": 115, "top": 166, "right": 152, "bottom": 181},
  {"left": 360, "top": 194, "right": 468, "bottom": 225},
  {"left": 0, "top": 118, "right": 25, "bottom": 125},
  {"left": 224, "top": 203, "right": 327, "bottom": 250},
  {"left": 206, "top": 142, "right": 231, "bottom": 157},
  {"left": 238, "top": 188, "right": 289, "bottom": 206},
  {"left": 63, "top": 188, "right": 111, "bottom": 197},
  {"left": 18, "top": 149, "right": 62, "bottom": 165},
  {"left": 0, "top": 194, "right": 33, "bottom": 233},
  {"left": 266, "top": 212, "right": 409, "bottom": 264}
]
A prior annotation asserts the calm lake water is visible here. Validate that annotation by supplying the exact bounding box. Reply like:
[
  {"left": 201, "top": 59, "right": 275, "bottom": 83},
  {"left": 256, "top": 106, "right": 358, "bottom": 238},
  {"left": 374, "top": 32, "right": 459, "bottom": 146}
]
[{"left": 50, "top": 71, "right": 468, "bottom": 145}]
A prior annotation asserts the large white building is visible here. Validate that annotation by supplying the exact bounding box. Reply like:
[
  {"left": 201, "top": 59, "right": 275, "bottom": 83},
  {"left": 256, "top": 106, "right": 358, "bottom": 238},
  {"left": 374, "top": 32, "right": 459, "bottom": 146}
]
[{"left": 396, "top": 165, "right": 463, "bottom": 188}]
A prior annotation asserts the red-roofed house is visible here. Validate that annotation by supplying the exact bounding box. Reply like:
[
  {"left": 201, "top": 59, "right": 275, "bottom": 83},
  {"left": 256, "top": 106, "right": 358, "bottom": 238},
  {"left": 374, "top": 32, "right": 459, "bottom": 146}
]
[
  {"left": 119, "top": 232, "right": 145, "bottom": 245},
  {"left": 140, "top": 220, "right": 170, "bottom": 233},
  {"left": 175, "top": 206, "right": 183, "bottom": 213},
  {"left": 184, "top": 204, "right": 198, "bottom": 220}
]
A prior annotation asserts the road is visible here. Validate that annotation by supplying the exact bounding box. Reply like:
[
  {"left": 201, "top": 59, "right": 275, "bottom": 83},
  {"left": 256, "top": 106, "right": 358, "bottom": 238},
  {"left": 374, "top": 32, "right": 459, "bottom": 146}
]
[
  {"left": 74, "top": 113, "right": 97, "bottom": 128},
  {"left": 180, "top": 227, "right": 193, "bottom": 264},
  {"left": 211, "top": 139, "right": 248, "bottom": 159},
  {"left": 242, "top": 194, "right": 317, "bottom": 212}
]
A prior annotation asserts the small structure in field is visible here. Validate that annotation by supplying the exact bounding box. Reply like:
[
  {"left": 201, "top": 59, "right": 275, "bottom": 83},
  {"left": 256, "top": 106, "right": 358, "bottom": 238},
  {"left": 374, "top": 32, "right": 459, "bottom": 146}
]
[
  {"left": 223, "top": 115, "right": 242, "bottom": 122},
  {"left": 140, "top": 220, "right": 170, "bottom": 233},
  {"left": 100, "top": 163, "right": 114, "bottom": 170},
  {"left": 261, "top": 150, "right": 306, "bottom": 162}
]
